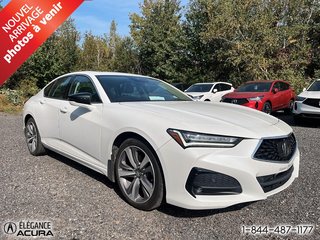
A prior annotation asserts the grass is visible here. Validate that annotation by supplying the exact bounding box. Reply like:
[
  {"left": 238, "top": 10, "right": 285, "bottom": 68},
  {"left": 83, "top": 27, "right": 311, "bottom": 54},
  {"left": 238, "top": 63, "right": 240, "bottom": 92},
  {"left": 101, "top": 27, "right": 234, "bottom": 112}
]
[{"left": 0, "top": 94, "right": 23, "bottom": 114}]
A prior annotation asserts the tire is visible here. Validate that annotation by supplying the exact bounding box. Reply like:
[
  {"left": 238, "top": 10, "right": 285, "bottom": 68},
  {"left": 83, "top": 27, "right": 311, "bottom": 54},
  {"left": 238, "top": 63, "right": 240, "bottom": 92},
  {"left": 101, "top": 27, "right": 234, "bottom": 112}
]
[
  {"left": 204, "top": 99, "right": 210, "bottom": 102},
  {"left": 262, "top": 102, "right": 272, "bottom": 114},
  {"left": 115, "top": 138, "right": 164, "bottom": 210},
  {"left": 284, "top": 100, "right": 294, "bottom": 114},
  {"left": 24, "top": 118, "right": 46, "bottom": 156}
]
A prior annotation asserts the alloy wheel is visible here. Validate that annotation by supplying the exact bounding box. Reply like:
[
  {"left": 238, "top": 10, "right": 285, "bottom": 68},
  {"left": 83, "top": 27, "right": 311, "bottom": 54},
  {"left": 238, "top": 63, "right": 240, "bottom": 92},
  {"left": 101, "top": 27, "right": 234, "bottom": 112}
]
[
  {"left": 117, "top": 146, "right": 155, "bottom": 203},
  {"left": 26, "top": 121, "right": 38, "bottom": 153}
]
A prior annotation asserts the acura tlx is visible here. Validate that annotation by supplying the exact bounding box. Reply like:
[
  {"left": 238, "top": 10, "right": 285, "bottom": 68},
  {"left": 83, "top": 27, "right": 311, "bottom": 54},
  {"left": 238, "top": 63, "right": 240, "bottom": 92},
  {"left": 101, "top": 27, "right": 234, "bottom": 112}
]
[{"left": 23, "top": 72, "right": 299, "bottom": 210}]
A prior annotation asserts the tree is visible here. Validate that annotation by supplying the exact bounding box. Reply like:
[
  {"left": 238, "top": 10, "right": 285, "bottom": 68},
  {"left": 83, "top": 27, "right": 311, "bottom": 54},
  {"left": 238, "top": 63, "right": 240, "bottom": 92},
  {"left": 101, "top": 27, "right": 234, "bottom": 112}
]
[
  {"left": 202, "top": 0, "right": 317, "bottom": 90},
  {"left": 78, "top": 32, "right": 110, "bottom": 71},
  {"left": 130, "top": 0, "right": 186, "bottom": 82},
  {"left": 6, "top": 18, "right": 80, "bottom": 89}
]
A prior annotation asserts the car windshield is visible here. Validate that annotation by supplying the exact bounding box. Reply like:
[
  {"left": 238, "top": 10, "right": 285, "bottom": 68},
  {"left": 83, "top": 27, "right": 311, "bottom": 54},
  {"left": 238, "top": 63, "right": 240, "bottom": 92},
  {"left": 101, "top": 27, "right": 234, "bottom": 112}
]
[
  {"left": 308, "top": 81, "right": 320, "bottom": 91},
  {"left": 236, "top": 82, "right": 272, "bottom": 92},
  {"left": 96, "top": 75, "right": 191, "bottom": 102},
  {"left": 185, "top": 84, "right": 213, "bottom": 92}
]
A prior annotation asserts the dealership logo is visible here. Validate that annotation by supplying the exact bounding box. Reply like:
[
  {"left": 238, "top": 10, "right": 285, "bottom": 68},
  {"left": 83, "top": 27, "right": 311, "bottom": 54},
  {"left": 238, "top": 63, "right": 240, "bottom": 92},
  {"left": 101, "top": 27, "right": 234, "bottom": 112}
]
[
  {"left": 2, "top": 221, "right": 53, "bottom": 237},
  {"left": 4, "top": 222, "right": 17, "bottom": 234}
]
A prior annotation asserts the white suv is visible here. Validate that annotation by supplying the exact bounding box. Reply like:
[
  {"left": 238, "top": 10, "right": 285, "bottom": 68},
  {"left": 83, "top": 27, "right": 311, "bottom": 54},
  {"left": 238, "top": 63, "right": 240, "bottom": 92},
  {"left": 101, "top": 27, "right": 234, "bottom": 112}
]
[
  {"left": 185, "top": 82, "right": 234, "bottom": 102},
  {"left": 293, "top": 79, "right": 320, "bottom": 123}
]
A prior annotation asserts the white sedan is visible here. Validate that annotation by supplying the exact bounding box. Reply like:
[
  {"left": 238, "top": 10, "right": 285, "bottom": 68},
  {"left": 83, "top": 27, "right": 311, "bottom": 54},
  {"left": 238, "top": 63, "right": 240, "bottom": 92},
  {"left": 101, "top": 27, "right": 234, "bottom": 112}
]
[
  {"left": 185, "top": 82, "right": 234, "bottom": 102},
  {"left": 293, "top": 79, "right": 320, "bottom": 123},
  {"left": 23, "top": 72, "right": 299, "bottom": 210}
]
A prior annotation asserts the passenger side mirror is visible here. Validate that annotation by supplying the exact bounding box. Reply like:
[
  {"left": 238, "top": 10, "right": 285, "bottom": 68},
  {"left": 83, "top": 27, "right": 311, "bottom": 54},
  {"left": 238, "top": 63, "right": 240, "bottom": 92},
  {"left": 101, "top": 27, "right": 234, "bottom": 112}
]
[
  {"left": 272, "top": 88, "right": 279, "bottom": 94},
  {"left": 303, "top": 88, "right": 306, "bottom": 92},
  {"left": 69, "top": 93, "right": 92, "bottom": 105},
  {"left": 213, "top": 89, "right": 218, "bottom": 93}
]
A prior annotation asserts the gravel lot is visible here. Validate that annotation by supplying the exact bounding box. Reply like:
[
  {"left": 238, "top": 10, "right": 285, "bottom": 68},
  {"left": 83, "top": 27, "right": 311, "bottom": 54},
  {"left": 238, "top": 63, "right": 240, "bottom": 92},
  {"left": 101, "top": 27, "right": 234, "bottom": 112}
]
[{"left": 0, "top": 112, "right": 319, "bottom": 239}]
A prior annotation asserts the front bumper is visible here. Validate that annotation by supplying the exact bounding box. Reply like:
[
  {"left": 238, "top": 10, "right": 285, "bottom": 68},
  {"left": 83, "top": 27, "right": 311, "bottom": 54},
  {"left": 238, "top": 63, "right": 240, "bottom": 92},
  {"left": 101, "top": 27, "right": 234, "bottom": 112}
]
[
  {"left": 293, "top": 101, "right": 320, "bottom": 118},
  {"left": 157, "top": 137, "right": 299, "bottom": 210}
]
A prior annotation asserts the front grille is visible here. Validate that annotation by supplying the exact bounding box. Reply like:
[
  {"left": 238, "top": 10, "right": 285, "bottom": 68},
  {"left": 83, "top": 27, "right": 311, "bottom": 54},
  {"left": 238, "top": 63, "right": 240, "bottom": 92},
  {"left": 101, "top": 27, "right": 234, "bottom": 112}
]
[
  {"left": 303, "top": 98, "right": 320, "bottom": 108},
  {"left": 254, "top": 134, "right": 296, "bottom": 162},
  {"left": 222, "top": 98, "right": 249, "bottom": 105},
  {"left": 257, "top": 166, "right": 294, "bottom": 193}
]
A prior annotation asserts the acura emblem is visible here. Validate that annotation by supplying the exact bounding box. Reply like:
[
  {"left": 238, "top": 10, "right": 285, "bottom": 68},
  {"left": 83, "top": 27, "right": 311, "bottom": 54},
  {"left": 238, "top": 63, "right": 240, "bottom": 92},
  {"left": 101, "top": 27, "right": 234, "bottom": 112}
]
[
  {"left": 3, "top": 222, "right": 17, "bottom": 234},
  {"left": 279, "top": 140, "right": 291, "bottom": 158}
]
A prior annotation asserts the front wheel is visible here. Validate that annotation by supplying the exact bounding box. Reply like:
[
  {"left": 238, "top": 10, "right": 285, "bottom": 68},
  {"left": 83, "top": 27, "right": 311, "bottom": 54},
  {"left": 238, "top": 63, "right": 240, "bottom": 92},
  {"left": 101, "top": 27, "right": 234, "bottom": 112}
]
[
  {"left": 115, "top": 139, "right": 164, "bottom": 210},
  {"left": 24, "top": 118, "right": 46, "bottom": 156},
  {"left": 262, "top": 102, "right": 272, "bottom": 114}
]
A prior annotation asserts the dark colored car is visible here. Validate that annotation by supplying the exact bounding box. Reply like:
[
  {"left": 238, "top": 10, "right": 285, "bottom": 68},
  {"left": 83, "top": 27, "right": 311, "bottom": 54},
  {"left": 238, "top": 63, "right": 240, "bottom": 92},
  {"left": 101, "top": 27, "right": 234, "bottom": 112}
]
[{"left": 222, "top": 80, "right": 295, "bottom": 114}]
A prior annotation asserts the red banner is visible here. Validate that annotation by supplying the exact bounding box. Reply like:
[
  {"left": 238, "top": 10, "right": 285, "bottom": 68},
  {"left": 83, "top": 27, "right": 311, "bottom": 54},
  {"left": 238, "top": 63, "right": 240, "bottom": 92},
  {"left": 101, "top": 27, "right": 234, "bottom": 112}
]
[{"left": 0, "top": 0, "right": 84, "bottom": 86}]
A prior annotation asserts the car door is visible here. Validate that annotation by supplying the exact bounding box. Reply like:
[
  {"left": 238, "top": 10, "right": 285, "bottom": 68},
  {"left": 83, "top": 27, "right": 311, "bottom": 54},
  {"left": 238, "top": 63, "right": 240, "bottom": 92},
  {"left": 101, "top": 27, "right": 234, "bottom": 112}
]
[
  {"left": 35, "top": 76, "right": 73, "bottom": 145},
  {"left": 59, "top": 75, "right": 104, "bottom": 168},
  {"left": 271, "top": 81, "right": 284, "bottom": 110},
  {"left": 212, "top": 83, "right": 232, "bottom": 102},
  {"left": 279, "top": 82, "right": 292, "bottom": 108}
]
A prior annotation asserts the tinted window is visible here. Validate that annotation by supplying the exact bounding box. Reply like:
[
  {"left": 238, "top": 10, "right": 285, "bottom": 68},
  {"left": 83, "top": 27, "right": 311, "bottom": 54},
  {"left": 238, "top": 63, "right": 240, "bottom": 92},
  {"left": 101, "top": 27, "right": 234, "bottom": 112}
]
[
  {"left": 49, "top": 76, "right": 72, "bottom": 100},
  {"left": 308, "top": 81, "right": 320, "bottom": 91},
  {"left": 69, "top": 75, "right": 101, "bottom": 103},
  {"left": 213, "top": 84, "right": 221, "bottom": 92},
  {"left": 237, "top": 82, "right": 272, "bottom": 92},
  {"left": 220, "top": 84, "right": 232, "bottom": 91},
  {"left": 44, "top": 81, "right": 55, "bottom": 97},
  {"left": 185, "top": 84, "right": 213, "bottom": 92},
  {"left": 280, "top": 82, "right": 289, "bottom": 91},
  {"left": 96, "top": 75, "right": 191, "bottom": 102},
  {"left": 273, "top": 82, "right": 281, "bottom": 91}
]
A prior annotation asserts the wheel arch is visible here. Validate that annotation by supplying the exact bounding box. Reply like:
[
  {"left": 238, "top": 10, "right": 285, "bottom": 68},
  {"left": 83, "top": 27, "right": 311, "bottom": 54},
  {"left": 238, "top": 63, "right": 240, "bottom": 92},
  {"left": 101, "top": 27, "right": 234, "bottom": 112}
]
[{"left": 109, "top": 131, "right": 167, "bottom": 202}]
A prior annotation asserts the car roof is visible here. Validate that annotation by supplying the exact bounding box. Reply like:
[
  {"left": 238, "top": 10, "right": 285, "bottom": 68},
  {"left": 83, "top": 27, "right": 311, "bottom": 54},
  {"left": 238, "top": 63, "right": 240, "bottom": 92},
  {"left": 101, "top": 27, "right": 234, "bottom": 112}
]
[
  {"left": 192, "top": 82, "right": 232, "bottom": 85},
  {"left": 64, "top": 71, "right": 148, "bottom": 78},
  {"left": 244, "top": 80, "right": 287, "bottom": 84}
]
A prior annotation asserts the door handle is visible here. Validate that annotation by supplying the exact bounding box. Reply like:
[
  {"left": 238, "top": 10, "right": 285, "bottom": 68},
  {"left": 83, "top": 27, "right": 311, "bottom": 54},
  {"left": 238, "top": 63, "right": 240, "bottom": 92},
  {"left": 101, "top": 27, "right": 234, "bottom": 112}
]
[
  {"left": 60, "top": 107, "right": 68, "bottom": 113},
  {"left": 40, "top": 99, "right": 46, "bottom": 104}
]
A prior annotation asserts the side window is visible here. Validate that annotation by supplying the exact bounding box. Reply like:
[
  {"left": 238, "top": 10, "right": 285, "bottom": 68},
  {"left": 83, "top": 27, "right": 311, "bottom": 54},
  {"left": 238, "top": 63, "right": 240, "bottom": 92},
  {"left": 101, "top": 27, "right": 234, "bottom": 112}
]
[
  {"left": 69, "top": 75, "right": 101, "bottom": 103},
  {"left": 49, "top": 77, "right": 72, "bottom": 100},
  {"left": 280, "top": 82, "right": 289, "bottom": 91},
  {"left": 273, "top": 82, "right": 281, "bottom": 91},
  {"left": 213, "top": 84, "right": 221, "bottom": 92},
  {"left": 44, "top": 81, "right": 55, "bottom": 97},
  {"left": 221, "top": 84, "right": 232, "bottom": 91}
]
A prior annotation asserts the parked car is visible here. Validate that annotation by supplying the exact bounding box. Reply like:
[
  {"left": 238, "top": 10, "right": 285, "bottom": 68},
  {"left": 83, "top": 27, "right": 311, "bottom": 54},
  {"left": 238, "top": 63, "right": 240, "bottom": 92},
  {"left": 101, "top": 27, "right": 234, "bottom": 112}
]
[
  {"left": 185, "top": 82, "right": 234, "bottom": 102},
  {"left": 222, "top": 80, "right": 295, "bottom": 114},
  {"left": 293, "top": 79, "right": 320, "bottom": 123},
  {"left": 23, "top": 72, "right": 299, "bottom": 210},
  {"left": 171, "top": 82, "right": 191, "bottom": 91}
]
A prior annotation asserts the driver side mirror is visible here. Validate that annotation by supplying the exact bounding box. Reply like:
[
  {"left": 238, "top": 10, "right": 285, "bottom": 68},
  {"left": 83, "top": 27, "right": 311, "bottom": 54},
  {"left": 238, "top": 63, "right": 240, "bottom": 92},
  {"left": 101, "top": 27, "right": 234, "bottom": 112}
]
[
  {"left": 68, "top": 93, "right": 92, "bottom": 110},
  {"left": 272, "top": 88, "right": 279, "bottom": 94},
  {"left": 69, "top": 93, "right": 92, "bottom": 105},
  {"left": 303, "top": 87, "right": 306, "bottom": 92},
  {"left": 213, "top": 89, "right": 218, "bottom": 93}
]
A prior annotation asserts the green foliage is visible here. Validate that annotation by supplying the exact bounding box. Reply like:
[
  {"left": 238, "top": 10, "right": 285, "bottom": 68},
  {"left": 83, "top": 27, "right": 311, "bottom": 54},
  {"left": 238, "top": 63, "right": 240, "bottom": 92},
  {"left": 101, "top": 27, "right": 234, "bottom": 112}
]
[
  {"left": 130, "top": 0, "right": 186, "bottom": 82},
  {"left": 0, "top": 88, "right": 23, "bottom": 105}
]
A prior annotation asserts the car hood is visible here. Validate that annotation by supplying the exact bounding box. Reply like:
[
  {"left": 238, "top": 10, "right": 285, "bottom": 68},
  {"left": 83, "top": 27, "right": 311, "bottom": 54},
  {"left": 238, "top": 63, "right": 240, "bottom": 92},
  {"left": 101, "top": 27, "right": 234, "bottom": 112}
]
[
  {"left": 299, "top": 91, "right": 320, "bottom": 99},
  {"left": 119, "top": 101, "right": 291, "bottom": 139},
  {"left": 223, "top": 92, "right": 267, "bottom": 99}
]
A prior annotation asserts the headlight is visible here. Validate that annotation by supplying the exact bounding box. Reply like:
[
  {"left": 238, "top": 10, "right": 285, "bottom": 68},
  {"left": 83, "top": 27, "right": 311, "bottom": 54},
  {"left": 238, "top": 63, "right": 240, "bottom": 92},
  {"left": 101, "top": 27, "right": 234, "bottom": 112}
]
[
  {"left": 167, "top": 129, "right": 242, "bottom": 148},
  {"left": 296, "top": 96, "right": 306, "bottom": 102},
  {"left": 193, "top": 95, "right": 204, "bottom": 100},
  {"left": 248, "top": 96, "right": 264, "bottom": 101}
]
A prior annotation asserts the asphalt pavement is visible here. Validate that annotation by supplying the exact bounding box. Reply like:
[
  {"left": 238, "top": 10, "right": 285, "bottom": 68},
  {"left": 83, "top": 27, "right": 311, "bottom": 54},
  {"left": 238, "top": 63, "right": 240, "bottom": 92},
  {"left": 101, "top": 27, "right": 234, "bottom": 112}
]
[{"left": 0, "top": 112, "right": 319, "bottom": 239}]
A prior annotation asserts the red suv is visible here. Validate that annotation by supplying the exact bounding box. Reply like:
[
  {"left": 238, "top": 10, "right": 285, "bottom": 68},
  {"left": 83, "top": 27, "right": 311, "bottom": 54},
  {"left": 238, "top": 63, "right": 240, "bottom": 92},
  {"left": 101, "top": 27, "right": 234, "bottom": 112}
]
[{"left": 222, "top": 80, "right": 295, "bottom": 114}]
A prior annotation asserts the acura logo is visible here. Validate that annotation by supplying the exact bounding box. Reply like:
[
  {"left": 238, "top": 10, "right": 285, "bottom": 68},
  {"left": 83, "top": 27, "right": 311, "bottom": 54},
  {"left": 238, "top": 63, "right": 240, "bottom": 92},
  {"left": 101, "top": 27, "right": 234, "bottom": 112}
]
[
  {"left": 279, "top": 139, "right": 291, "bottom": 158},
  {"left": 3, "top": 222, "right": 17, "bottom": 234}
]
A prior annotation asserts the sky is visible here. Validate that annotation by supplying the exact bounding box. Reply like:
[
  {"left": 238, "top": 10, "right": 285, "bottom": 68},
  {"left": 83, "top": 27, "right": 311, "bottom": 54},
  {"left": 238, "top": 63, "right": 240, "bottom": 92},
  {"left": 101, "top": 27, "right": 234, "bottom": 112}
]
[{"left": 1, "top": 0, "right": 189, "bottom": 37}]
